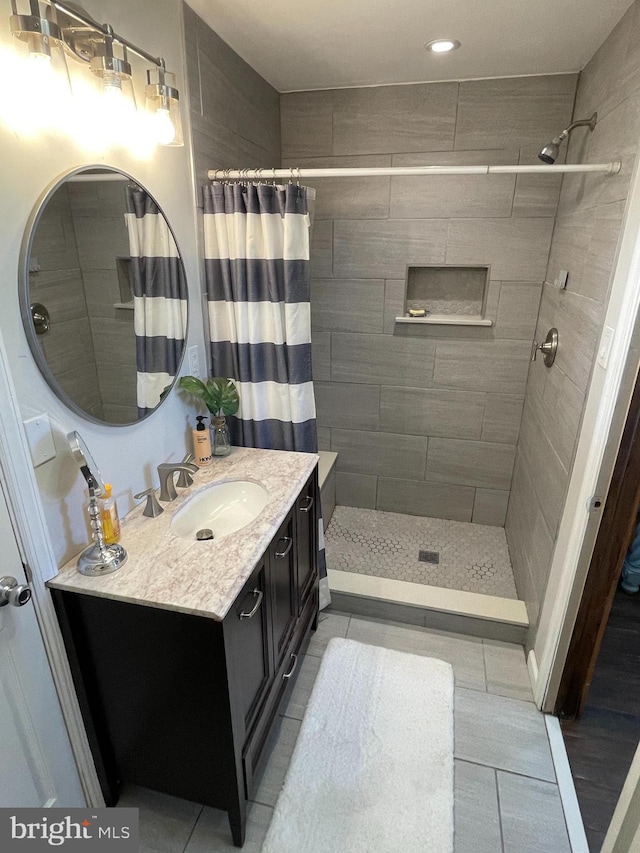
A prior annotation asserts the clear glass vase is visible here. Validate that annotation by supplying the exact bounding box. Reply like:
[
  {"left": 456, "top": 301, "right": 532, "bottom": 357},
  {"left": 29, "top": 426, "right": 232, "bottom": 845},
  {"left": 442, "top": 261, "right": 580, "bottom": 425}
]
[{"left": 211, "top": 415, "right": 231, "bottom": 456}]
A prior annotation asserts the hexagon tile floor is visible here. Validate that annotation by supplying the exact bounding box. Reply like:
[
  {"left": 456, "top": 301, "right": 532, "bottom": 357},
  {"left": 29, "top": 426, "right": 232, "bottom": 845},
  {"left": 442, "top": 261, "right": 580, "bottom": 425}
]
[{"left": 325, "top": 505, "right": 518, "bottom": 599}]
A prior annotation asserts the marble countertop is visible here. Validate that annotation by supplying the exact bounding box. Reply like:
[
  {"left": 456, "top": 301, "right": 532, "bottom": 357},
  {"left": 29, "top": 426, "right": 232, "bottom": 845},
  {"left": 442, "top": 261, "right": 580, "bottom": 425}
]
[{"left": 48, "top": 447, "right": 318, "bottom": 621}]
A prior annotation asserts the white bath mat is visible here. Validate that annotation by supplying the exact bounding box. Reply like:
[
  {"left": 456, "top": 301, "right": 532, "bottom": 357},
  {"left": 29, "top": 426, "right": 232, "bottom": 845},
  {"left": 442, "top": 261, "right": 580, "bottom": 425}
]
[{"left": 262, "top": 637, "right": 454, "bottom": 853}]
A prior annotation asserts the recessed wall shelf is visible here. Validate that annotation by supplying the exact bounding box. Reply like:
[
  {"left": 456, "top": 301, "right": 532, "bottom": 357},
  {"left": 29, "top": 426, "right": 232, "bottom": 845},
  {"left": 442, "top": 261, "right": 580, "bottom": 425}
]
[
  {"left": 397, "top": 264, "right": 491, "bottom": 327},
  {"left": 395, "top": 315, "right": 493, "bottom": 326}
]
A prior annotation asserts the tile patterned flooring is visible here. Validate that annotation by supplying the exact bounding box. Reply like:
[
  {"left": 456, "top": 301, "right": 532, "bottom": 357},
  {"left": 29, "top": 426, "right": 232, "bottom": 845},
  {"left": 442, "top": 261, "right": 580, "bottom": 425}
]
[
  {"left": 325, "top": 505, "right": 518, "bottom": 598},
  {"left": 118, "top": 611, "right": 576, "bottom": 853}
]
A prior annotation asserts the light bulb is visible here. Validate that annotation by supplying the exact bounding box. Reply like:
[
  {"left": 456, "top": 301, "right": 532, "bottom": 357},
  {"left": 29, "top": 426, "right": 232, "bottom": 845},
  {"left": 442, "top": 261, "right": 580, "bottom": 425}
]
[
  {"left": 153, "top": 107, "right": 176, "bottom": 145},
  {"left": 425, "top": 39, "right": 461, "bottom": 54}
]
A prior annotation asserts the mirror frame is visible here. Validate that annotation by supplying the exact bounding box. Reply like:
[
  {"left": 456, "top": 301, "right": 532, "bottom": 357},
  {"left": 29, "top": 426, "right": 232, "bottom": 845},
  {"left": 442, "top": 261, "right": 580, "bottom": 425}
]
[{"left": 18, "top": 165, "right": 189, "bottom": 426}]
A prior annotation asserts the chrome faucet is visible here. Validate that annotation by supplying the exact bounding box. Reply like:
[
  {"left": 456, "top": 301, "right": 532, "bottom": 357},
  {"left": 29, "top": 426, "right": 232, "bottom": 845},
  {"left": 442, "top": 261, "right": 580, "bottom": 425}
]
[{"left": 157, "top": 461, "right": 199, "bottom": 502}]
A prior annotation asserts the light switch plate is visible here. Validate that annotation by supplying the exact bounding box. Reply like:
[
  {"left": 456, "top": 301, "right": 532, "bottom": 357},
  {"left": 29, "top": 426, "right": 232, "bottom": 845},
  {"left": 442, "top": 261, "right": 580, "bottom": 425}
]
[
  {"left": 188, "top": 346, "right": 201, "bottom": 378},
  {"left": 597, "top": 325, "right": 615, "bottom": 370},
  {"left": 557, "top": 270, "right": 569, "bottom": 289},
  {"left": 23, "top": 415, "right": 56, "bottom": 467}
]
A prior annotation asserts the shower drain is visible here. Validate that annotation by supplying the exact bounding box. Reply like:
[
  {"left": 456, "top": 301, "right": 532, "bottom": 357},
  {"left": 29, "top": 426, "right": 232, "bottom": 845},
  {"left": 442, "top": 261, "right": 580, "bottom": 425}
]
[{"left": 418, "top": 550, "right": 440, "bottom": 564}]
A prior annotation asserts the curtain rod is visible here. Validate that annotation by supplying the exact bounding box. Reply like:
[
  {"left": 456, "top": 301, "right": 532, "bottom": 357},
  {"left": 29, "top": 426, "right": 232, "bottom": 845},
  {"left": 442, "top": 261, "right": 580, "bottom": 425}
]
[{"left": 208, "top": 162, "right": 622, "bottom": 181}]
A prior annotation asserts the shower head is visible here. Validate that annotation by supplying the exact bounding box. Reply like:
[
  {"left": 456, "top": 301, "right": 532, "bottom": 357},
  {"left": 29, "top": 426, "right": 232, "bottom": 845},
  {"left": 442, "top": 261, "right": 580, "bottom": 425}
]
[{"left": 538, "top": 113, "right": 598, "bottom": 164}]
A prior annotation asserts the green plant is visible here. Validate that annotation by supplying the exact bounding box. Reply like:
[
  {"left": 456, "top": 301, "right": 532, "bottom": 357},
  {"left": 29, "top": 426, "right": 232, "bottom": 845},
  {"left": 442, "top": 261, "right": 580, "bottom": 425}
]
[{"left": 178, "top": 376, "right": 240, "bottom": 417}]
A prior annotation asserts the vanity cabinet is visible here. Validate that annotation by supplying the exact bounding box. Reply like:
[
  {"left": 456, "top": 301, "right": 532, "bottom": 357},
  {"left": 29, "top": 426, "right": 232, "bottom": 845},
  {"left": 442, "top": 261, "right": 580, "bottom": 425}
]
[{"left": 51, "top": 469, "right": 318, "bottom": 848}]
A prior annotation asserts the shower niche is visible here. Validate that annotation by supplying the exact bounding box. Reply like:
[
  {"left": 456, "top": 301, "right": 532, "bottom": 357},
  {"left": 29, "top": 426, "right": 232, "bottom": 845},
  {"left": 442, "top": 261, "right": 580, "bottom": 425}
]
[{"left": 396, "top": 264, "right": 493, "bottom": 326}]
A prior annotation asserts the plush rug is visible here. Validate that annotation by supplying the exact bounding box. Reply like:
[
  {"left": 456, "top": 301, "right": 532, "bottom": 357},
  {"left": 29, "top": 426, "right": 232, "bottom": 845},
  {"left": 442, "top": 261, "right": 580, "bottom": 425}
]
[{"left": 262, "top": 637, "right": 454, "bottom": 853}]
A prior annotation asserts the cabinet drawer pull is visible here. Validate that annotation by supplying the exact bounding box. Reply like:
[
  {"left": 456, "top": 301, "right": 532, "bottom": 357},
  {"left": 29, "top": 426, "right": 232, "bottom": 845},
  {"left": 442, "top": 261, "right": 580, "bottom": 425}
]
[
  {"left": 283, "top": 653, "right": 298, "bottom": 680},
  {"left": 300, "top": 495, "right": 314, "bottom": 513},
  {"left": 275, "top": 536, "right": 293, "bottom": 559},
  {"left": 239, "top": 589, "right": 263, "bottom": 619}
]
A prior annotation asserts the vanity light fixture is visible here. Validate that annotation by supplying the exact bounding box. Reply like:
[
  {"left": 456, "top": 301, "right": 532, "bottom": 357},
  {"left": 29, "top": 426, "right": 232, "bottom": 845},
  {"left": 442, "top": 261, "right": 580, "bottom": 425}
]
[
  {"left": 8, "top": 0, "right": 184, "bottom": 147},
  {"left": 425, "top": 39, "right": 461, "bottom": 54},
  {"left": 90, "top": 26, "right": 136, "bottom": 112},
  {"left": 145, "top": 64, "right": 183, "bottom": 147}
]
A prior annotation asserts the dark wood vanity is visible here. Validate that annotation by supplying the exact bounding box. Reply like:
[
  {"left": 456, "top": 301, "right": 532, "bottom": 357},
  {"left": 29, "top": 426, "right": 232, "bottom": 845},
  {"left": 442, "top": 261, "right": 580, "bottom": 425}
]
[{"left": 51, "top": 469, "right": 318, "bottom": 847}]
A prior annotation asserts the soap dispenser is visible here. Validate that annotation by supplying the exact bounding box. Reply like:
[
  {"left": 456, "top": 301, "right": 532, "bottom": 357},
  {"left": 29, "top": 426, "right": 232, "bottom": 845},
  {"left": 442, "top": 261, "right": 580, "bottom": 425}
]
[{"left": 193, "top": 416, "right": 213, "bottom": 466}]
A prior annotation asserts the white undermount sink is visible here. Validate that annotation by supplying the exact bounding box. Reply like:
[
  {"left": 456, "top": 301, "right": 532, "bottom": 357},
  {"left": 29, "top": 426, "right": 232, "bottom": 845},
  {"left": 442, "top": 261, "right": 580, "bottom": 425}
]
[{"left": 170, "top": 480, "right": 269, "bottom": 540}]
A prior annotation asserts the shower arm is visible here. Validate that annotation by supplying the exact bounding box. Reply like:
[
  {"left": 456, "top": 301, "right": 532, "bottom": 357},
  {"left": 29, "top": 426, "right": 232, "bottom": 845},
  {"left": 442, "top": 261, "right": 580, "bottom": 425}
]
[{"left": 554, "top": 113, "right": 599, "bottom": 144}]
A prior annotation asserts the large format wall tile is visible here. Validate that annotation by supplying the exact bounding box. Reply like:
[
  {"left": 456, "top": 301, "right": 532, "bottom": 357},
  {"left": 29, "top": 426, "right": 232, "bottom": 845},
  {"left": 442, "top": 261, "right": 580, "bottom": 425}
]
[
  {"left": 331, "top": 429, "right": 428, "bottom": 479},
  {"left": 310, "top": 220, "right": 333, "bottom": 277},
  {"left": 434, "top": 340, "right": 530, "bottom": 394},
  {"left": 283, "top": 155, "right": 391, "bottom": 219},
  {"left": 334, "top": 219, "right": 447, "bottom": 279},
  {"left": 29, "top": 269, "right": 87, "bottom": 323},
  {"left": 335, "top": 472, "right": 378, "bottom": 509},
  {"left": 332, "top": 332, "right": 436, "bottom": 387},
  {"left": 390, "top": 150, "right": 517, "bottom": 219},
  {"left": 281, "top": 91, "right": 334, "bottom": 158},
  {"left": 553, "top": 290, "right": 604, "bottom": 392},
  {"left": 455, "top": 75, "right": 577, "bottom": 151},
  {"left": 315, "top": 382, "right": 380, "bottom": 430},
  {"left": 512, "top": 147, "right": 564, "bottom": 218},
  {"left": 517, "top": 403, "right": 569, "bottom": 538},
  {"left": 473, "top": 489, "right": 510, "bottom": 526},
  {"left": 482, "top": 394, "right": 525, "bottom": 444},
  {"left": 379, "top": 386, "right": 485, "bottom": 439},
  {"left": 332, "top": 83, "right": 458, "bottom": 155},
  {"left": 311, "top": 279, "right": 384, "bottom": 332},
  {"left": 311, "top": 331, "right": 330, "bottom": 381},
  {"left": 376, "top": 478, "right": 475, "bottom": 521},
  {"left": 426, "top": 438, "right": 516, "bottom": 491},
  {"left": 446, "top": 218, "right": 555, "bottom": 280},
  {"left": 494, "top": 282, "right": 543, "bottom": 339}
]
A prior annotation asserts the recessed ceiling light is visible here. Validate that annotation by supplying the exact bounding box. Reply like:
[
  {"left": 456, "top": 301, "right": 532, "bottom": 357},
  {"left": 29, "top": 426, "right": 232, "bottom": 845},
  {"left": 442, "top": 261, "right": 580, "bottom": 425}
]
[{"left": 425, "top": 39, "right": 461, "bottom": 54}]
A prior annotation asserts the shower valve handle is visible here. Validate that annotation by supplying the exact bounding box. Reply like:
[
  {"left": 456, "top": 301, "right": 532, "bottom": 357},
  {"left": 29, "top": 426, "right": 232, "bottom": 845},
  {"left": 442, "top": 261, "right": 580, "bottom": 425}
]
[{"left": 532, "top": 328, "right": 559, "bottom": 367}]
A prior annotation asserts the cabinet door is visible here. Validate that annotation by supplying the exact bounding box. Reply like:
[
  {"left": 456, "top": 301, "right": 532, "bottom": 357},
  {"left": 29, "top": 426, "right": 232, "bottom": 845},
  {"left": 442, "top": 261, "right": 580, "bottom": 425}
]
[
  {"left": 269, "top": 511, "right": 297, "bottom": 668},
  {"left": 226, "top": 557, "right": 271, "bottom": 734},
  {"left": 295, "top": 472, "right": 317, "bottom": 613}
]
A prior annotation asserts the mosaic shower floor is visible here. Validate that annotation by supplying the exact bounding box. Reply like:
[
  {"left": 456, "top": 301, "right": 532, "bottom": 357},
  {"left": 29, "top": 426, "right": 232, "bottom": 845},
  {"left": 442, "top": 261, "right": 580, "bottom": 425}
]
[{"left": 325, "top": 505, "right": 518, "bottom": 599}]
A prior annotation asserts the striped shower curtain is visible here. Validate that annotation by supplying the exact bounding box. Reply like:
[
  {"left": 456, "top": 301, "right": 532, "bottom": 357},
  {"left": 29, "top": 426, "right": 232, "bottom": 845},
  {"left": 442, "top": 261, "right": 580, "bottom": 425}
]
[
  {"left": 125, "top": 187, "right": 188, "bottom": 417},
  {"left": 203, "top": 181, "right": 329, "bottom": 609}
]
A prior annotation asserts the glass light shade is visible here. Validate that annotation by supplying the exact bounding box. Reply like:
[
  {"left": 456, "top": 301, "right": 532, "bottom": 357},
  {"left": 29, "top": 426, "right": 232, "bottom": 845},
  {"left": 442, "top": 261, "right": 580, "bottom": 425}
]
[
  {"left": 6, "top": 14, "right": 72, "bottom": 135},
  {"left": 145, "top": 68, "right": 183, "bottom": 147}
]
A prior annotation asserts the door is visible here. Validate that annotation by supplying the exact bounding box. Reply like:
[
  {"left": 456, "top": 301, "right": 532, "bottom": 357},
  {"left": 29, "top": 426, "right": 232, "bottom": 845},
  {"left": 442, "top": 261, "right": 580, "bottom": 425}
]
[
  {"left": 270, "top": 510, "right": 297, "bottom": 668},
  {"left": 295, "top": 473, "right": 317, "bottom": 612},
  {"left": 0, "top": 478, "right": 84, "bottom": 807}
]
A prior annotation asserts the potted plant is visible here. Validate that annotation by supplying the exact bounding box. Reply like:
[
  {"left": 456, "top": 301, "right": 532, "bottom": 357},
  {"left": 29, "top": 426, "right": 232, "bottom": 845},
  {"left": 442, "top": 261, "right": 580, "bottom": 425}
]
[{"left": 178, "top": 376, "right": 239, "bottom": 456}]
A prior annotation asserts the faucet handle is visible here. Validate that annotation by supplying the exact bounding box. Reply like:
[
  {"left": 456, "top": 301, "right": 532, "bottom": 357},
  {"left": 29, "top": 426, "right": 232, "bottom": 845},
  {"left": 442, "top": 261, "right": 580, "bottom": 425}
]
[
  {"left": 177, "top": 453, "right": 197, "bottom": 488},
  {"left": 134, "top": 488, "right": 164, "bottom": 518}
]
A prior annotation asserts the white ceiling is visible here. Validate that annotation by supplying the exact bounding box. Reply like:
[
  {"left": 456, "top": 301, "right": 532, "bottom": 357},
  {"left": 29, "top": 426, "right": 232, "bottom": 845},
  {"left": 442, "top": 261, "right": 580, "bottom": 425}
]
[{"left": 187, "top": 0, "right": 633, "bottom": 92}]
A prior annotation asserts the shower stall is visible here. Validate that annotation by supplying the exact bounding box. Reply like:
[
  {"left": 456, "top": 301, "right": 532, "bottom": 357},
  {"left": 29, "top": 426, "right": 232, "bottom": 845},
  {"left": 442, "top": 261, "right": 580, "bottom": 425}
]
[{"left": 207, "top": 74, "right": 627, "bottom": 642}]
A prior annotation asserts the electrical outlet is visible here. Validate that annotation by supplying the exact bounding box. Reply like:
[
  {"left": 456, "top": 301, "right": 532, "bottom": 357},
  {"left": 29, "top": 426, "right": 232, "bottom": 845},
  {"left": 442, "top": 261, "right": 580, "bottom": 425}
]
[{"left": 188, "top": 346, "right": 201, "bottom": 377}]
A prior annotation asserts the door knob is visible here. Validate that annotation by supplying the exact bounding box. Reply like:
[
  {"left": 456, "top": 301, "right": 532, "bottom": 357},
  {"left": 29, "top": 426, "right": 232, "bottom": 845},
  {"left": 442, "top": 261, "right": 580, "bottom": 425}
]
[{"left": 0, "top": 576, "right": 32, "bottom": 607}]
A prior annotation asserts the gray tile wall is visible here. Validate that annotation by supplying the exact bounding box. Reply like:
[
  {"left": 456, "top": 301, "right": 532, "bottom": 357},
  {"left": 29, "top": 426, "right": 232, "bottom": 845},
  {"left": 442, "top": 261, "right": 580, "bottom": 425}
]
[
  {"left": 68, "top": 182, "right": 137, "bottom": 423},
  {"left": 29, "top": 186, "right": 103, "bottom": 419},
  {"left": 506, "top": 0, "right": 640, "bottom": 628},
  {"left": 281, "top": 75, "right": 577, "bottom": 525},
  {"left": 183, "top": 4, "right": 281, "bottom": 199}
]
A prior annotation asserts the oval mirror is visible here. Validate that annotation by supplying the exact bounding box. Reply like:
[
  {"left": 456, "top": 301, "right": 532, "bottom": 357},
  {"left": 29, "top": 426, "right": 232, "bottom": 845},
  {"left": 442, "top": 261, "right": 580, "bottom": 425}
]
[{"left": 20, "top": 167, "right": 188, "bottom": 424}]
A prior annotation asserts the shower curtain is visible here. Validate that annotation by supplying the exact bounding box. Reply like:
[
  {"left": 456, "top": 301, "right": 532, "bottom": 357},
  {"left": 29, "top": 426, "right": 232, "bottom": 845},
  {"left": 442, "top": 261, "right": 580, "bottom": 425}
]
[
  {"left": 125, "top": 187, "right": 188, "bottom": 417},
  {"left": 203, "top": 181, "right": 329, "bottom": 609}
]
